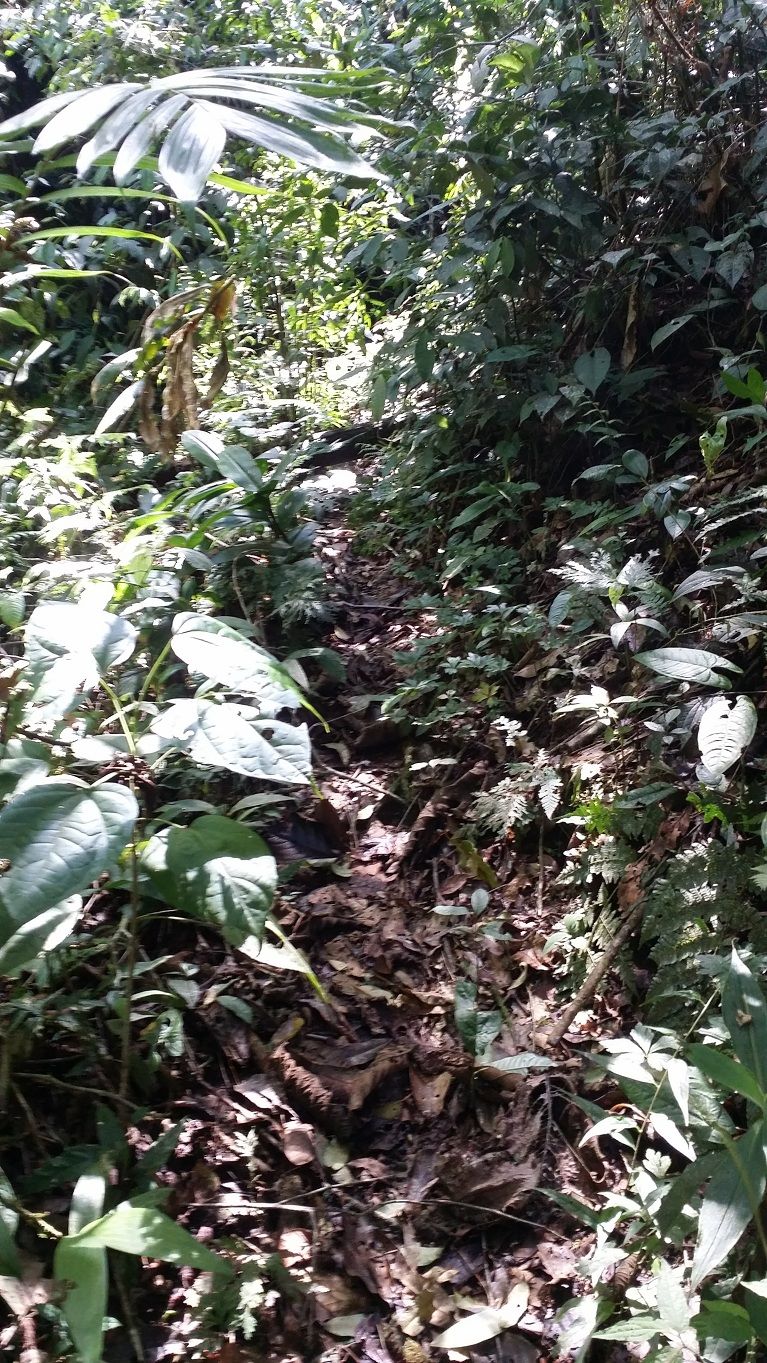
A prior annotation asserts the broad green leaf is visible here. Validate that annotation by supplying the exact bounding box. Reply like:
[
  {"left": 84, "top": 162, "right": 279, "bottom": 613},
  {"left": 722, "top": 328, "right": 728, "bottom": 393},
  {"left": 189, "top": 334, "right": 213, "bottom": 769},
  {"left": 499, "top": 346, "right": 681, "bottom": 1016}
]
[
  {"left": 0, "top": 778, "right": 137, "bottom": 925},
  {"left": 690, "top": 1121, "right": 767, "bottom": 1288},
  {"left": 687, "top": 1044, "right": 765, "bottom": 1108},
  {"left": 655, "top": 1262, "right": 689, "bottom": 1333},
  {"left": 0, "top": 1163, "right": 19, "bottom": 1275},
  {"left": 76, "top": 88, "right": 163, "bottom": 176},
  {"left": 744, "top": 1279, "right": 767, "bottom": 1344},
  {"left": 0, "top": 898, "right": 83, "bottom": 976},
  {"left": 651, "top": 315, "right": 693, "bottom": 350},
  {"left": 150, "top": 699, "right": 311, "bottom": 784},
  {"left": 94, "top": 379, "right": 143, "bottom": 435},
  {"left": 697, "top": 696, "right": 757, "bottom": 779},
  {"left": 0, "top": 90, "right": 83, "bottom": 138},
  {"left": 573, "top": 347, "right": 611, "bottom": 394},
  {"left": 665, "top": 1058, "right": 690, "bottom": 1126},
  {"left": 141, "top": 815, "right": 276, "bottom": 945},
  {"left": 54, "top": 1240, "right": 107, "bottom": 1363},
  {"left": 752, "top": 285, "right": 767, "bottom": 312},
  {"left": 68, "top": 1171, "right": 106, "bottom": 1235},
  {"left": 636, "top": 646, "right": 740, "bottom": 689},
  {"left": 0, "top": 590, "right": 24, "bottom": 628},
  {"left": 68, "top": 1201, "right": 228, "bottom": 1273},
  {"left": 33, "top": 84, "right": 142, "bottom": 153},
  {"left": 594, "top": 1317, "right": 663, "bottom": 1342},
  {"left": 25, "top": 601, "right": 137, "bottom": 714},
  {"left": 693, "top": 1301, "right": 752, "bottom": 1345},
  {"left": 195, "top": 100, "right": 379, "bottom": 180},
  {"left": 170, "top": 613, "right": 300, "bottom": 711},
  {"left": 0, "top": 173, "right": 25, "bottom": 194},
  {"left": 0, "top": 308, "right": 39, "bottom": 335},
  {"left": 113, "top": 94, "right": 189, "bottom": 184},
  {"left": 158, "top": 102, "right": 226, "bottom": 202},
  {"left": 433, "top": 1283, "right": 528, "bottom": 1348},
  {"left": 721, "top": 947, "right": 767, "bottom": 1092}
]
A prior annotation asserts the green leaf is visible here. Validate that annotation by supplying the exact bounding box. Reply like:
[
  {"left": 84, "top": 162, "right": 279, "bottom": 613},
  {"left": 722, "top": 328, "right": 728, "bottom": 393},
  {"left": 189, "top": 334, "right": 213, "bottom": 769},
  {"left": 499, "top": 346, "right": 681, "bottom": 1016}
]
[
  {"left": 573, "top": 347, "right": 611, "bottom": 393},
  {"left": 0, "top": 1163, "right": 19, "bottom": 1275},
  {"left": 744, "top": 1279, "right": 767, "bottom": 1344},
  {"left": 0, "top": 90, "right": 83, "bottom": 138},
  {"left": 721, "top": 947, "right": 767, "bottom": 1092},
  {"left": 752, "top": 285, "right": 767, "bottom": 312},
  {"left": 25, "top": 601, "right": 137, "bottom": 715},
  {"left": 655, "top": 1262, "right": 689, "bottom": 1333},
  {"left": 477, "top": 1053, "right": 556, "bottom": 1073},
  {"left": 636, "top": 646, "right": 741, "bottom": 689},
  {"left": 170, "top": 612, "right": 301, "bottom": 712},
  {"left": 76, "top": 88, "right": 163, "bottom": 177},
  {"left": 94, "top": 379, "right": 143, "bottom": 435},
  {"left": 113, "top": 94, "right": 189, "bottom": 184},
  {"left": 69, "top": 1171, "right": 107, "bottom": 1235},
  {"left": 690, "top": 1122, "right": 767, "bottom": 1289},
  {"left": 141, "top": 815, "right": 276, "bottom": 945},
  {"left": 651, "top": 315, "right": 693, "bottom": 350},
  {"left": 622, "top": 449, "right": 649, "bottom": 478},
  {"left": 32, "top": 84, "right": 143, "bottom": 153},
  {"left": 196, "top": 100, "right": 380, "bottom": 180},
  {"left": 688, "top": 1044, "right": 765, "bottom": 1108},
  {"left": 433, "top": 1284, "right": 528, "bottom": 1348},
  {"left": 0, "top": 899, "right": 83, "bottom": 977},
  {"left": 54, "top": 1240, "right": 107, "bottom": 1363},
  {"left": 697, "top": 696, "right": 757, "bottom": 779},
  {"left": 693, "top": 1301, "right": 752, "bottom": 1345},
  {"left": 0, "top": 590, "right": 24, "bottom": 629},
  {"left": 158, "top": 102, "right": 226, "bottom": 202},
  {"left": 68, "top": 1201, "right": 229, "bottom": 1273},
  {"left": 0, "top": 778, "right": 137, "bottom": 926},
  {"left": 0, "top": 308, "right": 39, "bottom": 335},
  {"left": 593, "top": 1316, "right": 663, "bottom": 1342},
  {"left": 150, "top": 699, "right": 312, "bottom": 785}
]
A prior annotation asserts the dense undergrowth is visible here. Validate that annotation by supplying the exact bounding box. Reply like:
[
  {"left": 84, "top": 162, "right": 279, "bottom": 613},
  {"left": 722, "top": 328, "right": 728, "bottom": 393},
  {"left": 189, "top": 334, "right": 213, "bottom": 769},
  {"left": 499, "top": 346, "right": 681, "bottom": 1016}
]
[{"left": 5, "top": 0, "right": 767, "bottom": 1359}]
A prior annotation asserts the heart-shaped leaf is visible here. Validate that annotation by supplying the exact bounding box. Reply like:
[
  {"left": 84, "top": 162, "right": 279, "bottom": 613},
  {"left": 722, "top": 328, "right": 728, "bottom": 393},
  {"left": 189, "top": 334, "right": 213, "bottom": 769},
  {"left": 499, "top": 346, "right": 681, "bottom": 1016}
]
[
  {"left": 151, "top": 699, "right": 311, "bottom": 784},
  {"left": 142, "top": 815, "right": 276, "bottom": 944},
  {"left": 0, "top": 778, "right": 137, "bottom": 926}
]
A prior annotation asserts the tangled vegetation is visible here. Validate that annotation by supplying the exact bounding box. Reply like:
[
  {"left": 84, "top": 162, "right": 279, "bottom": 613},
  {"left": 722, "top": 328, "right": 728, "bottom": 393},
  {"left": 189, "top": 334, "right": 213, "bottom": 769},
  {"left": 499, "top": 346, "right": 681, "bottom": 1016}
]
[{"left": 5, "top": 0, "right": 767, "bottom": 1359}]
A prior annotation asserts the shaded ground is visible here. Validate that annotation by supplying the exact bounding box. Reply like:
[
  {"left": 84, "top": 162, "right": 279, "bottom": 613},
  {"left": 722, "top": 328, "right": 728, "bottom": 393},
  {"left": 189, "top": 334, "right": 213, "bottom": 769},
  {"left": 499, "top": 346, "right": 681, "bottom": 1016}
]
[{"left": 2, "top": 463, "right": 625, "bottom": 1363}]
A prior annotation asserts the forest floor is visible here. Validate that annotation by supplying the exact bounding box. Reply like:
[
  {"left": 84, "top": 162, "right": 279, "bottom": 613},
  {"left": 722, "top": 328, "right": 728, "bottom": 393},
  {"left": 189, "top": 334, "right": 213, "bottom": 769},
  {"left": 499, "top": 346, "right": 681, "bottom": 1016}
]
[
  {"left": 136, "top": 464, "right": 618, "bottom": 1363},
  {"left": 2, "top": 460, "right": 641, "bottom": 1363}
]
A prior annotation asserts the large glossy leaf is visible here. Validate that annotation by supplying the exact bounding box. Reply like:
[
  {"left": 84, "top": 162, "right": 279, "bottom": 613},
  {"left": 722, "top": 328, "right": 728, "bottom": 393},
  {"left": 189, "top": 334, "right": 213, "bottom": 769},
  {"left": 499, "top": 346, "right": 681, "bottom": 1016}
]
[
  {"left": 149, "top": 699, "right": 311, "bottom": 784},
  {"left": 68, "top": 1200, "right": 227, "bottom": 1272},
  {"left": 141, "top": 814, "right": 276, "bottom": 945},
  {"left": 691, "top": 1121, "right": 767, "bottom": 1288},
  {"left": 0, "top": 898, "right": 83, "bottom": 976},
  {"left": 158, "top": 103, "right": 226, "bottom": 202},
  {"left": 0, "top": 67, "right": 387, "bottom": 202},
  {"left": 55, "top": 1171, "right": 108, "bottom": 1363},
  {"left": 55, "top": 1241, "right": 107, "bottom": 1363},
  {"left": 113, "top": 93, "right": 189, "bottom": 184},
  {"left": 722, "top": 947, "right": 767, "bottom": 1092},
  {"left": 170, "top": 612, "right": 300, "bottom": 711},
  {"left": 697, "top": 696, "right": 757, "bottom": 779},
  {"left": 32, "top": 84, "right": 142, "bottom": 153},
  {"left": 0, "top": 778, "right": 138, "bottom": 925},
  {"left": 196, "top": 100, "right": 379, "bottom": 178},
  {"left": 76, "top": 88, "right": 163, "bottom": 176},
  {"left": 636, "top": 647, "right": 741, "bottom": 689},
  {"left": 25, "top": 601, "right": 137, "bottom": 715},
  {"left": 0, "top": 90, "right": 82, "bottom": 138}
]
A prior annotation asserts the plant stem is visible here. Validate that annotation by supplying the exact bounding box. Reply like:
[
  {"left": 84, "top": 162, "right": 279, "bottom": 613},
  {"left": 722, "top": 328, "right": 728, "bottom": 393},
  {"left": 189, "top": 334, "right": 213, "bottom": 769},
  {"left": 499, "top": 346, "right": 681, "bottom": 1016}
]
[{"left": 119, "top": 826, "right": 141, "bottom": 1102}]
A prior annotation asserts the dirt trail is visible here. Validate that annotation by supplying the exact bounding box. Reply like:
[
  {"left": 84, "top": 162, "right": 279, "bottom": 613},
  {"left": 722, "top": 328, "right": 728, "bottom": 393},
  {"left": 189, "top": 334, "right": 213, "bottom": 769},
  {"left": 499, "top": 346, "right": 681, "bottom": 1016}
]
[{"left": 133, "top": 468, "right": 594, "bottom": 1362}]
